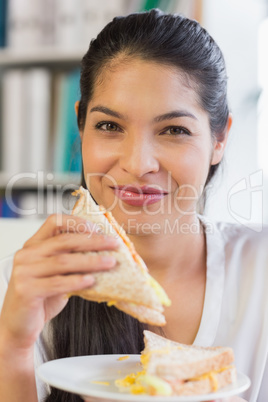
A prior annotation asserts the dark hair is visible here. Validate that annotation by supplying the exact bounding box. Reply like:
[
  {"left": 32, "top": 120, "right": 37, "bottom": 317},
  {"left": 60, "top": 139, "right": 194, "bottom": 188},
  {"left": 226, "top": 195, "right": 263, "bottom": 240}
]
[
  {"left": 46, "top": 10, "right": 229, "bottom": 401},
  {"left": 46, "top": 300, "right": 148, "bottom": 401}
]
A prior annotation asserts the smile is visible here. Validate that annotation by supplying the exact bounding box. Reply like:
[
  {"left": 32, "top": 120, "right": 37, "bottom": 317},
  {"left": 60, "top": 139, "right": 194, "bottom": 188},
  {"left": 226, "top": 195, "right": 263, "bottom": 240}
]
[{"left": 111, "top": 185, "right": 168, "bottom": 206}]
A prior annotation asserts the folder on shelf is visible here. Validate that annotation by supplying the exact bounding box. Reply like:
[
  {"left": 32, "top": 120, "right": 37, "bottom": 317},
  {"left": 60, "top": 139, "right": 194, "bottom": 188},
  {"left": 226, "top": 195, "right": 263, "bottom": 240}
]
[
  {"left": 6, "top": 0, "right": 43, "bottom": 48},
  {"left": 53, "top": 68, "right": 81, "bottom": 174},
  {"left": 0, "top": 0, "right": 7, "bottom": 47},
  {"left": 1, "top": 69, "right": 25, "bottom": 175},
  {"left": 24, "top": 68, "right": 51, "bottom": 174},
  {"left": 63, "top": 68, "right": 82, "bottom": 173}
]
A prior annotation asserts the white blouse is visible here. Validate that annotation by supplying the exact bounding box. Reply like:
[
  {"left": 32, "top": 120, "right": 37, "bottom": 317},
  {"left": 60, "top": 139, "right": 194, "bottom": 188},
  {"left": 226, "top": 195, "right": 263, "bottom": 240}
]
[{"left": 0, "top": 217, "right": 268, "bottom": 401}]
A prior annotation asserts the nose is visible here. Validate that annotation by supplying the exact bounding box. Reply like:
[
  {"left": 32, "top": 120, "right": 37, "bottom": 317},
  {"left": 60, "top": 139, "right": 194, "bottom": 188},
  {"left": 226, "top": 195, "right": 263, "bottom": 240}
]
[{"left": 119, "top": 132, "right": 159, "bottom": 178}]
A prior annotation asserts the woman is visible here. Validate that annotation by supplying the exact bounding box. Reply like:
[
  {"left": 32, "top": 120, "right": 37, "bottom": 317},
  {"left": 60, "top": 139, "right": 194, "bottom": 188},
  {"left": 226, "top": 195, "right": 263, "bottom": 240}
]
[{"left": 0, "top": 9, "right": 266, "bottom": 402}]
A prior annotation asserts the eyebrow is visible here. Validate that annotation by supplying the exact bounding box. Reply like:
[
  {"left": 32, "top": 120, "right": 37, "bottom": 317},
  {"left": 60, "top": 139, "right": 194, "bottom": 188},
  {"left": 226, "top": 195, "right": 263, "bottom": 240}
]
[
  {"left": 153, "top": 110, "right": 197, "bottom": 122},
  {"left": 90, "top": 105, "right": 197, "bottom": 122},
  {"left": 90, "top": 106, "right": 123, "bottom": 119}
]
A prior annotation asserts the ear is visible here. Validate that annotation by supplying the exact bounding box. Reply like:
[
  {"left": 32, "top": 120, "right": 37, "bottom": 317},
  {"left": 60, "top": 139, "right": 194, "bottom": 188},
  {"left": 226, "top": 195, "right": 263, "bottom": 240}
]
[
  {"left": 211, "top": 114, "right": 232, "bottom": 165},
  {"left": 75, "top": 100, "right": 80, "bottom": 114},
  {"left": 74, "top": 101, "right": 83, "bottom": 139},
  {"left": 74, "top": 100, "right": 80, "bottom": 116}
]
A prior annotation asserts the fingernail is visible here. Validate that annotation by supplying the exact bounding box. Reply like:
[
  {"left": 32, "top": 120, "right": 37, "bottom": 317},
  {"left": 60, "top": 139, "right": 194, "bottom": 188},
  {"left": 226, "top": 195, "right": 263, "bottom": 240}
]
[
  {"left": 105, "top": 235, "right": 120, "bottom": 244},
  {"left": 83, "top": 274, "right": 95, "bottom": 283},
  {"left": 100, "top": 256, "right": 117, "bottom": 266}
]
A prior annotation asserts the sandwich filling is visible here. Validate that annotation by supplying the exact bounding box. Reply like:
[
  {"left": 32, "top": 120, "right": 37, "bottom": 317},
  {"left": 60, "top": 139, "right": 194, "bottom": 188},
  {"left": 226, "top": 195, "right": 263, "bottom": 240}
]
[
  {"left": 115, "top": 365, "right": 234, "bottom": 395},
  {"left": 115, "top": 331, "right": 237, "bottom": 396}
]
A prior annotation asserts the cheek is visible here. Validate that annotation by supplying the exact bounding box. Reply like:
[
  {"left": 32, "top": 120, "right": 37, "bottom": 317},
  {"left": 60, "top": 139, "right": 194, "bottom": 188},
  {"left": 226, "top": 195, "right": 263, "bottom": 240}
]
[
  {"left": 168, "top": 146, "right": 211, "bottom": 187},
  {"left": 81, "top": 138, "right": 109, "bottom": 194},
  {"left": 170, "top": 149, "right": 211, "bottom": 213},
  {"left": 81, "top": 137, "right": 112, "bottom": 174}
]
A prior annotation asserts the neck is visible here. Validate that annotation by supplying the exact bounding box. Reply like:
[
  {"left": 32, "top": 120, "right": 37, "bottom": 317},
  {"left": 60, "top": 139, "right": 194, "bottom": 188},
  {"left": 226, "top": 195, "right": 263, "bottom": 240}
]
[{"left": 128, "top": 214, "right": 206, "bottom": 281}]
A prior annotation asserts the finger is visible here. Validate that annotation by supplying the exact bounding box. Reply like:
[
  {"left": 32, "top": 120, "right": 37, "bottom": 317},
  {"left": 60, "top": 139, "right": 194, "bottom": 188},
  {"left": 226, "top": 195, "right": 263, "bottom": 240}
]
[
  {"left": 37, "top": 273, "right": 97, "bottom": 298},
  {"left": 41, "top": 232, "right": 120, "bottom": 255},
  {"left": 16, "top": 232, "right": 120, "bottom": 263},
  {"left": 24, "top": 214, "right": 97, "bottom": 245},
  {"left": 23, "top": 252, "right": 118, "bottom": 278},
  {"left": 18, "top": 273, "right": 96, "bottom": 300}
]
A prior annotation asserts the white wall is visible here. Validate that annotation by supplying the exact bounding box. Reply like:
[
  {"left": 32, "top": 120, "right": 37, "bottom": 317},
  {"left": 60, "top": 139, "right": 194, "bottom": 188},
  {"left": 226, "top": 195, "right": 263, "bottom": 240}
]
[
  {"left": 203, "top": 0, "right": 267, "bottom": 228},
  {"left": 0, "top": 218, "right": 45, "bottom": 260}
]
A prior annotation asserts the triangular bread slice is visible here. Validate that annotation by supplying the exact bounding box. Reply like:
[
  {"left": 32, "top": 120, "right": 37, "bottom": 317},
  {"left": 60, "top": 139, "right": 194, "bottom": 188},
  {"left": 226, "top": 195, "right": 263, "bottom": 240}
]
[
  {"left": 143, "top": 330, "right": 235, "bottom": 379},
  {"left": 68, "top": 187, "right": 171, "bottom": 326},
  {"left": 141, "top": 330, "right": 236, "bottom": 395}
]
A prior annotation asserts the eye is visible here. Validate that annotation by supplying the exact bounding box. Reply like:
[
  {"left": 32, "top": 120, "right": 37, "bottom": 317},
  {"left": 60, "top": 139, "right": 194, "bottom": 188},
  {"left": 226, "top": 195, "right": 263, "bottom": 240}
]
[
  {"left": 95, "top": 122, "right": 121, "bottom": 132},
  {"left": 161, "top": 126, "right": 191, "bottom": 136}
]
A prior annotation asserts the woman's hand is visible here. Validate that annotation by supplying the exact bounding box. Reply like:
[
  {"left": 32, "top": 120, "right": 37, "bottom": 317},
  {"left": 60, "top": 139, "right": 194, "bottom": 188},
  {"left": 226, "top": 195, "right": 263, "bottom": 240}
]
[{"left": 0, "top": 214, "right": 119, "bottom": 352}]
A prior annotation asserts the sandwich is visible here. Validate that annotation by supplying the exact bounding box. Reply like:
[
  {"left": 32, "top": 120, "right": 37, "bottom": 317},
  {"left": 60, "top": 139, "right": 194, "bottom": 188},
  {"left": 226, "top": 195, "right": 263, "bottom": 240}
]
[
  {"left": 69, "top": 186, "right": 171, "bottom": 326},
  {"left": 116, "top": 330, "right": 236, "bottom": 396}
]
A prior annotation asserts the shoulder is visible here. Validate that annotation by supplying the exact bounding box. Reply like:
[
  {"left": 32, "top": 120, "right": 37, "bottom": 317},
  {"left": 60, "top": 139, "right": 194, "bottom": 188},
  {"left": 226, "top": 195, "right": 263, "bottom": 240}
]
[
  {"left": 218, "top": 219, "right": 267, "bottom": 235},
  {"left": 200, "top": 216, "right": 268, "bottom": 272},
  {"left": 214, "top": 220, "right": 268, "bottom": 250},
  {"left": 201, "top": 215, "right": 268, "bottom": 248}
]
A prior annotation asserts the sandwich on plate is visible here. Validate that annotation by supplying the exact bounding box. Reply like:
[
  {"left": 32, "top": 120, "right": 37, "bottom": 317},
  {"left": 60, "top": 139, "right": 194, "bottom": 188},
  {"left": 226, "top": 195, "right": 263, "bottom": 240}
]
[
  {"left": 116, "top": 330, "right": 237, "bottom": 396},
  {"left": 69, "top": 186, "right": 171, "bottom": 326}
]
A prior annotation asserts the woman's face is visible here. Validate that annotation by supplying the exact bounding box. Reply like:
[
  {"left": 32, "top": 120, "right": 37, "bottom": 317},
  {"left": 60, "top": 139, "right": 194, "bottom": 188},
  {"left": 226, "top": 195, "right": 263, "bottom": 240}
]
[{"left": 79, "top": 59, "right": 225, "bottom": 235}]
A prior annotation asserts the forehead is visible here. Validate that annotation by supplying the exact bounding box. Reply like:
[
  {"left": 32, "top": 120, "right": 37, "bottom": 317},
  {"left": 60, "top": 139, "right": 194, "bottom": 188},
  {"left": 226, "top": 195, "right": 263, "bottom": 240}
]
[{"left": 91, "top": 58, "right": 202, "bottom": 110}]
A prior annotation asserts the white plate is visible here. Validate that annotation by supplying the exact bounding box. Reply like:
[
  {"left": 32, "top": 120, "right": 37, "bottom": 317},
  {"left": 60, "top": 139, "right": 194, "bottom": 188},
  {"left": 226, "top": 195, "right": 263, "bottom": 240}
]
[{"left": 37, "top": 354, "right": 251, "bottom": 402}]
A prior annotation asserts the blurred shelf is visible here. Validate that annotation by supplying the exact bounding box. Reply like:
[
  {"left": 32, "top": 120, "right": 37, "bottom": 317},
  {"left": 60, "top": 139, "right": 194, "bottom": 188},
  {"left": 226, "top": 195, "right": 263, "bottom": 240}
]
[
  {"left": 0, "top": 47, "right": 87, "bottom": 68},
  {"left": 0, "top": 172, "right": 81, "bottom": 190}
]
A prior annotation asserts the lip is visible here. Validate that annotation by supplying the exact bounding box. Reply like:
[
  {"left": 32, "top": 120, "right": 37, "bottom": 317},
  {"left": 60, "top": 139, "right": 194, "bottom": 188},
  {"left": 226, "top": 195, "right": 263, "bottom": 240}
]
[{"left": 111, "top": 185, "right": 168, "bottom": 206}]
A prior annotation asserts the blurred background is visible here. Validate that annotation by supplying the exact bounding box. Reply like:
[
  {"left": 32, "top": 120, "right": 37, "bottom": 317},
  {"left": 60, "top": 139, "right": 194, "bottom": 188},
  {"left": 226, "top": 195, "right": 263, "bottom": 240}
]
[{"left": 0, "top": 0, "right": 267, "bottom": 256}]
